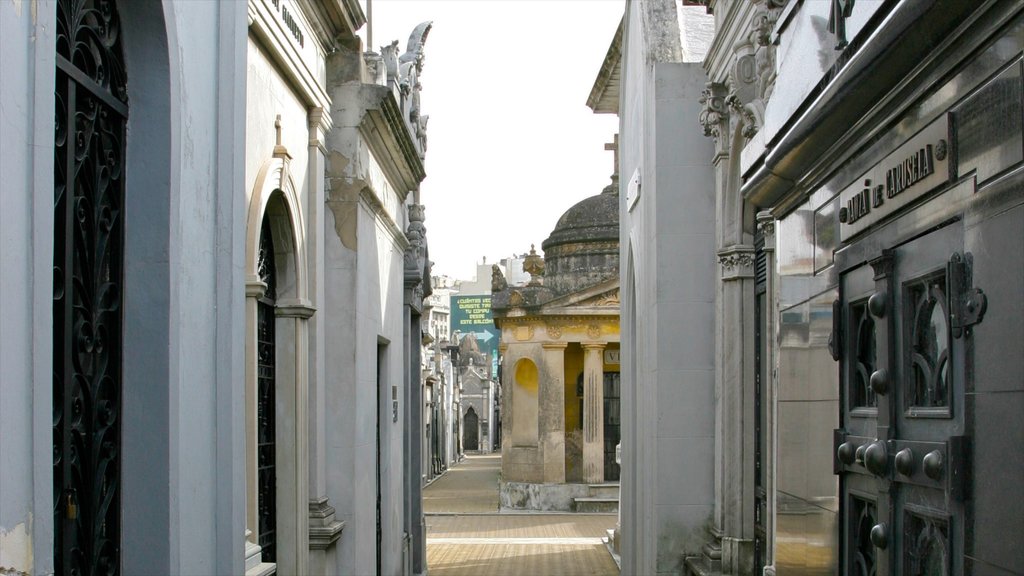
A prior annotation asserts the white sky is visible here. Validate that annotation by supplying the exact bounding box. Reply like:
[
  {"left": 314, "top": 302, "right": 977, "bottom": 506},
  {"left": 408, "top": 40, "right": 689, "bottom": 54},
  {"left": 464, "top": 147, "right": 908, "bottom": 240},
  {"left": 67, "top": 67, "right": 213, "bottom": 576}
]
[{"left": 365, "top": 1, "right": 624, "bottom": 282}]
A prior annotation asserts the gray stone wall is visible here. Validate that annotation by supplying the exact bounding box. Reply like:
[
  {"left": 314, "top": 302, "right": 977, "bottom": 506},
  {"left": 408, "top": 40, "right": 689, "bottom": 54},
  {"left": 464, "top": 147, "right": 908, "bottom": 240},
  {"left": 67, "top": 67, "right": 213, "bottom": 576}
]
[{"left": 618, "top": 2, "right": 716, "bottom": 573}]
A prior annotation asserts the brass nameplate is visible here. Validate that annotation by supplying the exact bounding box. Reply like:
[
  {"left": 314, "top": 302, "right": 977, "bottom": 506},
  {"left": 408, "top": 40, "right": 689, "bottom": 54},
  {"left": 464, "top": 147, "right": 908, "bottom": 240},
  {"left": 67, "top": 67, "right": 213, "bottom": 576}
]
[{"left": 839, "top": 118, "right": 950, "bottom": 241}]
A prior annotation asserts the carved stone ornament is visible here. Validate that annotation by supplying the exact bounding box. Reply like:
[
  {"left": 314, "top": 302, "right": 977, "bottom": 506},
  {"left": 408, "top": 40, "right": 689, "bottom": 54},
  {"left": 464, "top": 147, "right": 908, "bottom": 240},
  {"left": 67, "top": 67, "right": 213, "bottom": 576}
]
[
  {"left": 752, "top": 0, "right": 783, "bottom": 103},
  {"left": 699, "top": 82, "right": 729, "bottom": 139},
  {"left": 587, "top": 324, "right": 602, "bottom": 340},
  {"left": 404, "top": 204, "right": 426, "bottom": 288},
  {"left": 546, "top": 323, "right": 562, "bottom": 340},
  {"left": 492, "top": 264, "right": 508, "bottom": 292},
  {"left": 596, "top": 290, "right": 621, "bottom": 307},
  {"left": 718, "top": 245, "right": 756, "bottom": 280},
  {"left": 523, "top": 244, "right": 545, "bottom": 286},
  {"left": 756, "top": 211, "right": 776, "bottom": 243},
  {"left": 726, "top": 92, "right": 760, "bottom": 139},
  {"left": 509, "top": 291, "right": 525, "bottom": 307}
]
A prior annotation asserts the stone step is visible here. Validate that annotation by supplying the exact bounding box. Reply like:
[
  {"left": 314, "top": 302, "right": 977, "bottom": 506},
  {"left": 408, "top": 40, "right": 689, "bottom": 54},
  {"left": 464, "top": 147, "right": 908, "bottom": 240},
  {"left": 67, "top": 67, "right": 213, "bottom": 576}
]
[
  {"left": 587, "top": 483, "right": 620, "bottom": 498},
  {"left": 572, "top": 497, "right": 619, "bottom": 513}
]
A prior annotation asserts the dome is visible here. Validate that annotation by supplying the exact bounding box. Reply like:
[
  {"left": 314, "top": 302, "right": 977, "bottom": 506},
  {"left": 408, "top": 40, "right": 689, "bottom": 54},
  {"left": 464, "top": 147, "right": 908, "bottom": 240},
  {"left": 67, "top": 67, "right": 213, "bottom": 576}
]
[
  {"left": 542, "top": 189, "right": 619, "bottom": 250},
  {"left": 540, "top": 189, "right": 619, "bottom": 295}
]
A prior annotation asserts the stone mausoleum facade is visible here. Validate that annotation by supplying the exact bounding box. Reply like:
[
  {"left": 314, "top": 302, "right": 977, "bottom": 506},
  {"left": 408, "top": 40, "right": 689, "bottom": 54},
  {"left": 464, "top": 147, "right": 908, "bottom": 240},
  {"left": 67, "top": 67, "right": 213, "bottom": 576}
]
[{"left": 492, "top": 183, "right": 622, "bottom": 512}]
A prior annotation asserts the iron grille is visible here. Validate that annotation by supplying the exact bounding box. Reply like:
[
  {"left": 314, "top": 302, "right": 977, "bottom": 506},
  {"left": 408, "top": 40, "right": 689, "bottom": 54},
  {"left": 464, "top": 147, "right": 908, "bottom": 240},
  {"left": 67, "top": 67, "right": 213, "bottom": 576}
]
[{"left": 54, "top": 1, "right": 128, "bottom": 573}]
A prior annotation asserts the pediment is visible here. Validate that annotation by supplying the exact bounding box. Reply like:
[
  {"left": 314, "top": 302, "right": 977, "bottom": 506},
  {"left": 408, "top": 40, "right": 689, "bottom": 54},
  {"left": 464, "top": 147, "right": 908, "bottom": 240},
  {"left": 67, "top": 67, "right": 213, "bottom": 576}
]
[{"left": 540, "top": 277, "right": 620, "bottom": 315}]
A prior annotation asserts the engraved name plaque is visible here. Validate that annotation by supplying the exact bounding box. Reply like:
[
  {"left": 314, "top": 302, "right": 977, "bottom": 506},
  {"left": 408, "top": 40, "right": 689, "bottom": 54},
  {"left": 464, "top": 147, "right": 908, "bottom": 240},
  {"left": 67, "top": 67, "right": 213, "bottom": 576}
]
[{"left": 838, "top": 118, "right": 950, "bottom": 241}]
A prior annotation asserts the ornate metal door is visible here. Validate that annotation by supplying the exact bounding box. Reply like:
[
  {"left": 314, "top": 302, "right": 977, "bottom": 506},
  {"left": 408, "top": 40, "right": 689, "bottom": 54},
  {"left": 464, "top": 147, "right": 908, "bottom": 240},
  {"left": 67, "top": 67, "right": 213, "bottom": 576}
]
[
  {"left": 53, "top": 0, "right": 128, "bottom": 573},
  {"left": 256, "top": 221, "right": 278, "bottom": 562},
  {"left": 603, "top": 372, "right": 621, "bottom": 482},
  {"left": 835, "top": 222, "right": 980, "bottom": 574}
]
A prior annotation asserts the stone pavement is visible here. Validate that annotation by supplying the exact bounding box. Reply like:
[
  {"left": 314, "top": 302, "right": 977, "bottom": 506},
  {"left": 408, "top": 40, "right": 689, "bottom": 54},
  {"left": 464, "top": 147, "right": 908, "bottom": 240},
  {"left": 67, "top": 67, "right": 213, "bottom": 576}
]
[{"left": 424, "top": 454, "right": 619, "bottom": 575}]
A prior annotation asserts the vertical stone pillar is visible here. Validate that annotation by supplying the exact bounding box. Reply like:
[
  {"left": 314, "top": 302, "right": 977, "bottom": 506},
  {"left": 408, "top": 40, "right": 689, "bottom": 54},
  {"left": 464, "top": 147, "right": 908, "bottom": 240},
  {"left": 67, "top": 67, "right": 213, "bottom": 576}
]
[
  {"left": 757, "top": 211, "right": 778, "bottom": 575},
  {"left": 276, "top": 301, "right": 315, "bottom": 576},
  {"left": 243, "top": 278, "right": 266, "bottom": 567},
  {"left": 582, "top": 342, "right": 607, "bottom": 483},
  {"left": 541, "top": 342, "right": 568, "bottom": 483}
]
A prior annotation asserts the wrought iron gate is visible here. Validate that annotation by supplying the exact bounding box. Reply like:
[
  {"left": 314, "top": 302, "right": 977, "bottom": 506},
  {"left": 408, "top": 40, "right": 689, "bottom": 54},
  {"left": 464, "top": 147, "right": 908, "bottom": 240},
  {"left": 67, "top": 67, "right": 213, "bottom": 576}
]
[
  {"left": 53, "top": 0, "right": 128, "bottom": 573},
  {"left": 603, "top": 372, "right": 621, "bottom": 482},
  {"left": 835, "top": 222, "right": 978, "bottom": 574},
  {"left": 256, "top": 220, "right": 278, "bottom": 562}
]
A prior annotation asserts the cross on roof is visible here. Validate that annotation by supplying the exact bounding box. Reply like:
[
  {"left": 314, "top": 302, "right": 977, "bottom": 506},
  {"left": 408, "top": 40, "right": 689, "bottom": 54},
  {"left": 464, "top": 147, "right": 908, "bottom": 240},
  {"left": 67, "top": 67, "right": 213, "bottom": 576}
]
[{"left": 605, "top": 134, "right": 619, "bottom": 178}]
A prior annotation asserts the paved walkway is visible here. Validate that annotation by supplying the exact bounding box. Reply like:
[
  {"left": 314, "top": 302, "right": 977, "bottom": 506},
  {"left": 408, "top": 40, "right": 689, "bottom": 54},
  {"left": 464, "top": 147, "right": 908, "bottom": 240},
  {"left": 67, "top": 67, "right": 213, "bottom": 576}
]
[{"left": 424, "top": 454, "right": 619, "bottom": 576}]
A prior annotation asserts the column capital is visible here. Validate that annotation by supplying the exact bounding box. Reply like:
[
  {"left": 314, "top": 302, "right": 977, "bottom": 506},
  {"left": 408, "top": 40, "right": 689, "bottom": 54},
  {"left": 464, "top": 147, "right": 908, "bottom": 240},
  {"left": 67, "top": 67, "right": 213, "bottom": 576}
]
[
  {"left": 581, "top": 342, "right": 607, "bottom": 351},
  {"left": 718, "top": 244, "right": 756, "bottom": 281},
  {"left": 275, "top": 298, "right": 317, "bottom": 319},
  {"left": 245, "top": 276, "right": 268, "bottom": 298},
  {"left": 541, "top": 342, "right": 568, "bottom": 350}
]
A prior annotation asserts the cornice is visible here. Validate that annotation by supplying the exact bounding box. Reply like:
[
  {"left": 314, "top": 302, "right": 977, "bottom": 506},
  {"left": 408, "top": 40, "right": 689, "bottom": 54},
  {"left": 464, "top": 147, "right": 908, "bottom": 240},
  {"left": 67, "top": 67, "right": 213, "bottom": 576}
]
[
  {"left": 248, "top": 0, "right": 332, "bottom": 111},
  {"left": 741, "top": 0, "right": 995, "bottom": 210},
  {"left": 297, "top": 0, "right": 366, "bottom": 45},
  {"left": 703, "top": 0, "right": 757, "bottom": 82},
  {"left": 587, "top": 16, "right": 624, "bottom": 114},
  {"left": 358, "top": 187, "right": 409, "bottom": 252},
  {"left": 358, "top": 84, "right": 426, "bottom": 196}
]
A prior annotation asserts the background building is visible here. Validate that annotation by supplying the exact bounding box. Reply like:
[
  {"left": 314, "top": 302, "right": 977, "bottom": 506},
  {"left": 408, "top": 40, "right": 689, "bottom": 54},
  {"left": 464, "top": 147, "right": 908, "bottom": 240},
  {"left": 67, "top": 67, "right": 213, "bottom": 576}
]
[
  {"left": 492, "top": 181, "right": 622, "bottom": 512},
  {"left": 599, "top": 0, "right": 1024, "bottom": 575},
  {"left": 589, "top": 3, "right": 716, "bottom": 573},
  {"left": 0, "top": 1, "right": 437, "bottom": 575}
]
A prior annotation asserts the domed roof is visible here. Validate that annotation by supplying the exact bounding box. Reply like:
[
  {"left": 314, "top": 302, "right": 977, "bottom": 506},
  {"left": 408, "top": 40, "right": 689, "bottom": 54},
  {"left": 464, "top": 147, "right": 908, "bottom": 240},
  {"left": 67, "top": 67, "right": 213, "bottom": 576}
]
[{"left": 541, "top": 189, "right": 618, "bottom": 251}]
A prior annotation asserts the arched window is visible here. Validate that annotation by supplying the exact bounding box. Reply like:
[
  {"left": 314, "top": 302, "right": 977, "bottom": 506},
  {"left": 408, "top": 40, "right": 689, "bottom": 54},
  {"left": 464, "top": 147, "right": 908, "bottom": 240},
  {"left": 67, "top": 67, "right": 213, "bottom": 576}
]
[{"left": 53, "top": 0, "right": 128, "bottom": 572}]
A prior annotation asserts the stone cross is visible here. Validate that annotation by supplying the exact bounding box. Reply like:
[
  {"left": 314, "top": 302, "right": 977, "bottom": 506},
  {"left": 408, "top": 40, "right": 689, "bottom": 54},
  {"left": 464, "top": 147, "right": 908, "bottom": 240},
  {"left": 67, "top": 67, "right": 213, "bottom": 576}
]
[{"left": 605, "top": 134, "right": 619, "bottom": 178}]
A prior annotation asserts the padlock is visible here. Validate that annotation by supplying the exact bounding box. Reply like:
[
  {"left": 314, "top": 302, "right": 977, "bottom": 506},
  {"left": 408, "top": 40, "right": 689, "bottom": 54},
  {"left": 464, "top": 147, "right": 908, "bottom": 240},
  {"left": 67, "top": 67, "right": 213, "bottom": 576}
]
[{"left": 66, "top": 491, "right": 78, "bottom": 520}]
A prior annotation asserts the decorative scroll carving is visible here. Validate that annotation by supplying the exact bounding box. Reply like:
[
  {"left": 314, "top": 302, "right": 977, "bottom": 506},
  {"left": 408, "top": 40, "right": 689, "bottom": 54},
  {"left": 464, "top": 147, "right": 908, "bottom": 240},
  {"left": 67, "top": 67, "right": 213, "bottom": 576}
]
[
  {"left": 718, "top": 252, "right": 755, "bottom": 271},
  {"left": 726, "top": 92, "right": 760, "bottom": 139},
  {"left": 404, "top": 204, "right": 428, "bottom": 308},
  {"left": 545, "top": 323, "right": 562, "bottom": 340},
  {"left": 699, "top": 82, "right": 729, "bottom": 139}
]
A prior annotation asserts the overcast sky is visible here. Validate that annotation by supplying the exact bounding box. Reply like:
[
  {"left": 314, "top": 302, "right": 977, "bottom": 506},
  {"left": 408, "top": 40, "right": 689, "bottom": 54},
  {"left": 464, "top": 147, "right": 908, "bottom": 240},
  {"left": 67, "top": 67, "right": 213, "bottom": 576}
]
[{"left": 364, "top": 1, "right": 624, "bottom": 282}]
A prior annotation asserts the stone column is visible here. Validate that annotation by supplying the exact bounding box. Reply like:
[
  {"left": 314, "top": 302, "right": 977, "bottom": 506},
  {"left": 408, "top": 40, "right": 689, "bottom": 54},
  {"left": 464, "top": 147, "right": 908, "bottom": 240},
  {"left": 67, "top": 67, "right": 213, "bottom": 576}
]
[
  {"left": 582, "top": 342, "right": 607, "bottom": 483},
  {"left": 540, "top": 342, "right": 568, "bottom": 483},
  {"left": 757, "top": 211, "right": 778, "bottom": 576},
  {"left": 276, "top": 300, "right": 315, "bottom": 576},
  {"left": 243, "top": 277, "right": 266, "bottom": 552}
]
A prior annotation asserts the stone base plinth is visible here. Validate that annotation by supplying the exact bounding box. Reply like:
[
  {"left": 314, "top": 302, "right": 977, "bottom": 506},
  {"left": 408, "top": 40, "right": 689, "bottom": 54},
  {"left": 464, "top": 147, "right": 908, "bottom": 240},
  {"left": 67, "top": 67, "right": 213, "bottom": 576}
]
[{"left": 499, "top": 481, "right": 590, "bottom": 511}]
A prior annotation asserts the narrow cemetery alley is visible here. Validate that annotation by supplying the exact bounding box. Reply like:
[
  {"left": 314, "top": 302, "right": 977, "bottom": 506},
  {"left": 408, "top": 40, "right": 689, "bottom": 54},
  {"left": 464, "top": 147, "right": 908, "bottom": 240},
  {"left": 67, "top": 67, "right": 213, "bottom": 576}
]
[{"left": 424, "top": 455, "right": 619, "bottom": 576}]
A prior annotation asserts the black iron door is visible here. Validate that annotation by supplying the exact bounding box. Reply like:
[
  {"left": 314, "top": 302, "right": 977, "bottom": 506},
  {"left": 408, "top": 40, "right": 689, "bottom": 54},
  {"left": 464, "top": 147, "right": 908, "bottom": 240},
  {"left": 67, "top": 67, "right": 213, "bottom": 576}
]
[
  {"left": 753, "top": 231, "right": 768, "bottom": 573},
  {"left": 603, "top": 372, "right": 621, "bottom": 482},
  {"left": 464, "top": 407, "right": 479, "bottom": 451},
  {"left": 256, "top": 221, "right": 278, "bottom": 562},
  {"left": 53, "top": 1, "right": 128, "bottom": 573},
  {"left": 836, "top": 222, "right": 976, "bottom": 574}
]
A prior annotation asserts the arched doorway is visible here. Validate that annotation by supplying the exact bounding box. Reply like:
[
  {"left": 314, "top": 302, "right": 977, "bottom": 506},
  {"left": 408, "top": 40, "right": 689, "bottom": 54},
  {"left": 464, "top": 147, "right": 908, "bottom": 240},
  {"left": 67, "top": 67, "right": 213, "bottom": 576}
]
[
  {"left": 464, "top": 407, "right": 480, "bottom": 451},
  {"left": 255, "top": 215, "right": 279, "bottom": 561},
  {"left": 244, "top": 154, "right": 311, "bottom": 574},
  {"left": 53, "top": 0, "right": 128, "bottom": 572}
]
